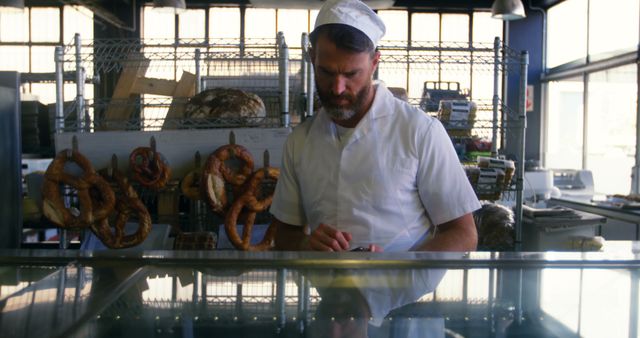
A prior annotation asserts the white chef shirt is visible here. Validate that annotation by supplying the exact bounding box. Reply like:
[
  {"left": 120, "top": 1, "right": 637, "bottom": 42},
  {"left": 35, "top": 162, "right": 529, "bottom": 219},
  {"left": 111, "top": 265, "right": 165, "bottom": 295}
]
[{"left": 270, "top": 83, "right": 480, "bottom": 251}]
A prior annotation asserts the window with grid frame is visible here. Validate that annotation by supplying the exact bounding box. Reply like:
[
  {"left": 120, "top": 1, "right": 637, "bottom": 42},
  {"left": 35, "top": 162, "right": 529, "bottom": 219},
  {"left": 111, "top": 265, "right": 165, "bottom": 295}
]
[
  {"left": 378, "top": 11, "right": 502, "bottom": 106},
  {"left": 545, "top": 0, "right": 640, "bottom": 194},
  {"left": 0, "top": 6, "right": 93, "bottom": 105}
]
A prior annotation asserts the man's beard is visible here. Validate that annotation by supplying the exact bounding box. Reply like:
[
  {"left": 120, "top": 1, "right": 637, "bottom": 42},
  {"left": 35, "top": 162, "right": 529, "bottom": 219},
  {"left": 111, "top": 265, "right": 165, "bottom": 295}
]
[{"left": 317, "top": 84, "right": 371, "bottom": 121}]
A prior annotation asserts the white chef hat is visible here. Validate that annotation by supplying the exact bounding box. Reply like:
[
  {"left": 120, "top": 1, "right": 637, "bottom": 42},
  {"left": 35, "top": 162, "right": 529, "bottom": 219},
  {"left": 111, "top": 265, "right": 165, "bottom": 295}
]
[{"left": 313, "top": 0, "right": 386, "bottom": 47}]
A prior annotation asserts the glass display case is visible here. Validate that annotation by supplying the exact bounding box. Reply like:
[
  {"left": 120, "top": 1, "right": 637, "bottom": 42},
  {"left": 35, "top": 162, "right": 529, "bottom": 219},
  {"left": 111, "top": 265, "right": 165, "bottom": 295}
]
[{"left": 1, "top": 249, "right": 639, "bottom": 338}]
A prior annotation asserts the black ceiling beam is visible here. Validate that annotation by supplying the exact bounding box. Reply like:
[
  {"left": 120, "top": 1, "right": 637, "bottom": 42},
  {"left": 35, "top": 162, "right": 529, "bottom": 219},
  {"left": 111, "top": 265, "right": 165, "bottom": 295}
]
[{"left": 25, "top": 0, "right": 564, "bottom": 10}]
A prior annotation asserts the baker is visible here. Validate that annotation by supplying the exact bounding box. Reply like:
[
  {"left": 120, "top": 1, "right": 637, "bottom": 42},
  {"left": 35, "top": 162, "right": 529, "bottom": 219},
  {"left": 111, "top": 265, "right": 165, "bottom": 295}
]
[{"left": 270, "top": 0, "right": 480, "bottom": 252}]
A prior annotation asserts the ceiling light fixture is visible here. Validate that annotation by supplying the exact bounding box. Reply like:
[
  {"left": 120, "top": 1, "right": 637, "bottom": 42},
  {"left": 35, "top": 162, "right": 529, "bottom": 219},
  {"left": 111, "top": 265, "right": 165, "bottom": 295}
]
[
  {"left": 491, "top": 0, "right": 526, "bottom": 21},
  {"left": 152, "top": 0, "right": 186, "bottom": 14}
]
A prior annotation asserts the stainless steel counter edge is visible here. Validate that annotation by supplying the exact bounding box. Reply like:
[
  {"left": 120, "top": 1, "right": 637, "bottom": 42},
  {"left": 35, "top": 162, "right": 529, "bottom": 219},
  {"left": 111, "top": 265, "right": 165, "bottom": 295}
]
[{"left": 1, "top": 249, "right": 640, "bottom": 269}]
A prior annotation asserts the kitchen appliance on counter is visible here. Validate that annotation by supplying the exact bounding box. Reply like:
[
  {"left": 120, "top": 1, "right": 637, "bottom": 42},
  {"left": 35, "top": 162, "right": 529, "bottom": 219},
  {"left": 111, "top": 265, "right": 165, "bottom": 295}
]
[
  {"left": 523, "top": 168, "right": 555, "bottom": 203},
  {"left": 522, "top": 162, "right": 564, "bottom": 205},
  {"left": 552, "top": 169, "right": 595, "bottom": 198}
]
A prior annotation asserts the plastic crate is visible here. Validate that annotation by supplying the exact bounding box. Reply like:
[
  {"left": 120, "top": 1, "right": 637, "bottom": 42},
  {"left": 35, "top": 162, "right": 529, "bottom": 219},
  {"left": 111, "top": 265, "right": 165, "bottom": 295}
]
[{"left": 419, "top": 81, "right": 468, "bottom": 112}]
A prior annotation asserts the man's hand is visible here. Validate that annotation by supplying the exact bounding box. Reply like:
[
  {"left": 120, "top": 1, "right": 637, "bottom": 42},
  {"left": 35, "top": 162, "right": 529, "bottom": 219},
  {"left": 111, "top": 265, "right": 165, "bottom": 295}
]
[
  {"left": 273, "top": 218, "right": 383, "bottom": 252},
  {"left": 307, "top": 223, "right": 352, "bottom": 251}
]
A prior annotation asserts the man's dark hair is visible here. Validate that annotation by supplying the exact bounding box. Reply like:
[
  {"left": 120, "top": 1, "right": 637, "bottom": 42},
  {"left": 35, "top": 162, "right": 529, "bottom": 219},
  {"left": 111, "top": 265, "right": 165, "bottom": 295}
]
[{"left": 309, "top": 23, "right": 376, "bottom": 56}]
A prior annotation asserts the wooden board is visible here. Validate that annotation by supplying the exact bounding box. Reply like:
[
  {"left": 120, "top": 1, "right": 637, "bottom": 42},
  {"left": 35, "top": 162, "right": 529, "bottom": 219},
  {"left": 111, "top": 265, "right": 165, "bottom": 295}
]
[
  {"left": 102, "top": 54, "right": 150, "bottom": 130},
  {"left": 131, "top": 77, "right": 178, "bottom": 97},
  {"left": 163, "top": 71, "right": 196, "bottom": 130}
]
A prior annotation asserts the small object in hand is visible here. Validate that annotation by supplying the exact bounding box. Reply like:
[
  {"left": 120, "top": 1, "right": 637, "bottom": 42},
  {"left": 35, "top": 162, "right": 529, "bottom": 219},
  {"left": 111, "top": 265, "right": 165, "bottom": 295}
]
[{"left": 350, "top": 246, "right": 370, "bottom": 252}]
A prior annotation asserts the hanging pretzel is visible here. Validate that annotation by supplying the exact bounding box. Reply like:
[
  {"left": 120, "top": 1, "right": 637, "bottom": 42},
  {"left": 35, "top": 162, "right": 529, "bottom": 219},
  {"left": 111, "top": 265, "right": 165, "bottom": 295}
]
[
  {"left": 42, "top": 150, "right": 115, "bottom": 229},
  {"left": 224, "top": 193, "right": 277, "bottom": 251},
  {"left": 90, "top": 168, "right": 152, "bottom": 249},
  {"left": 242, "top": 167, "right": 280, "bottom": 212},
  {"left": 129, "top": 146, "right": 171, "bottom": 190},
  {"left": 181, "top": 169, "right": 203, "bottom": 201},
  {"left": 213, "top": 144, "right": 254, "bottom": 187},
  {"left": 222, "top": 167, "right": 279, "bottom": 251}
]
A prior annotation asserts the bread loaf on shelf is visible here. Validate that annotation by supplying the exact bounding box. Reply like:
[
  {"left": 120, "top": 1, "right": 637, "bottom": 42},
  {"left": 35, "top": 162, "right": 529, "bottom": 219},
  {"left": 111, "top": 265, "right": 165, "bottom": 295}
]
[{"left": 184, "top": 88, "right": 266, "bottom": 120}]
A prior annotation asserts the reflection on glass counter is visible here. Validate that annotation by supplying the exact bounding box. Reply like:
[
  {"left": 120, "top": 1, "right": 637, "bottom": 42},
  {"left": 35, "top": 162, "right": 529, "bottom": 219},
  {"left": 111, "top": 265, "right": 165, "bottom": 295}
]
[
  {"left": 0, "top": 265, "right": 62, "bottom": 302},
  {"left": 0, "top": 250, "right": 639, "bottom": 338}
]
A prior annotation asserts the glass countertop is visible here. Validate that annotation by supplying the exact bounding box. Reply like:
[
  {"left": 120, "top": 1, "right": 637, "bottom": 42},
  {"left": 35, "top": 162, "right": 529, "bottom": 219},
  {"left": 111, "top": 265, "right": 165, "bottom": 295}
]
[{"left": 0, "top": 249, "right": 639, "bottom": 338}]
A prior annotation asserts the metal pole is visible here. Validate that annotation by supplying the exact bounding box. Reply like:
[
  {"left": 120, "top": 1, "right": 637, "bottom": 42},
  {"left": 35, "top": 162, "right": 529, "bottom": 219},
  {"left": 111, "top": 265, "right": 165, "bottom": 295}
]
[
  {"left": 629, "top": 269, "right": 639, "bottom": 338},
  {"left": 306, "top": 56, "right": 315, "bottom": 118},
  {"left": 632, "top": 45, "right": 640, "bottom": 194},
  {"left": 301, "top": 33, "right": 309, "bottom": 121},
  {"left": 515, "top": 269, "right": 524, "bottom": 325},
  {"left": 74, "top": 33, "right": 85, "bottom": 132},
  {"left": 501, "top": 26, "right": 510, "bottom": 151},
  {"left": 55, "top": 46, "right": 65, "bottom": 134},
  {"left": 488, "top": 266, "right": 496, "bottom": 335},
  {"left": 73, "top": 267, "right": 83, "bottom": 317},
  {"left": 192, "top": 271, "right": 200, "bottom": 306},
  {"left": 276, "top": 31, "right": 284, "bottom": 52},
  {"left": 296, "top": 273, "right": 307, "bottom": 333},
  {"left": 301, "top": 33, "right": 309, "bottom": 93},
  {"left": 280, "top": 42, "right": 290, "bottom": 127},
  {"left": 79, "top": 67, "right": 86, "bottom": 131},
  {"left": 515, "top": 51, "right": 529, "bottom": 250},
  {"left": 195, "top": 48, "right": 201, "bottom": 94},
  {"left": 582, "top": 73, "right": 589, "bottom": 170},
  {"left": 275, "top": 268, "right": 287, "bottom": 333},
  {"left": 491, "top": 37, "right": 500, "bottom": 157}
]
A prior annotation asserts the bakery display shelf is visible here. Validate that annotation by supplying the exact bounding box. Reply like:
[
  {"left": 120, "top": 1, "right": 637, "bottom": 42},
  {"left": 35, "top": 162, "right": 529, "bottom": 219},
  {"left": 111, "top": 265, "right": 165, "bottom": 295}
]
[{"left": 54, "top": 34, "right": 528, "bottom": 248}]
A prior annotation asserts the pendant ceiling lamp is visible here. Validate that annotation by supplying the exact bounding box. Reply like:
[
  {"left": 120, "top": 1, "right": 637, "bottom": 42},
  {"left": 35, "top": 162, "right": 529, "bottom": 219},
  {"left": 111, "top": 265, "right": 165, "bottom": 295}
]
[
  {"left": 153, "top": 0, "right": 186, "bottom": 14},
  {"left": 0, "top": 0, "right": 25, "bottom": 10},
  {"left": 491, "top": 0, "right": 526, "bottom": 21}
]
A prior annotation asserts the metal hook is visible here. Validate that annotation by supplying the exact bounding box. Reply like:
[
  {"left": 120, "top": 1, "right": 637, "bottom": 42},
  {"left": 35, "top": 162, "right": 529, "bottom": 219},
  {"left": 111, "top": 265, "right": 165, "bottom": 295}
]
[
  {"left": 228, "top": 131, "right": 236, "bottom": 145},
  {"left": 195, "top": 151, "right": 201, "bottom": 168},
  {"left": 68, "top": 135, "right": 79, "bottom": 158},
  {"left": 149, "top": 136, "right": 156, "bottom": 161},
  {"left": 108, "top": 154, "right": 118, "bottom": 177},
  {"left": 263, "top": 150, "right": 270, "bottom": 175},
  {"left": 72, "top": 135, "right": 79, "bottom": 152},
  {"left": 263, "top": 150, "right": 270, "bottom": 168}
]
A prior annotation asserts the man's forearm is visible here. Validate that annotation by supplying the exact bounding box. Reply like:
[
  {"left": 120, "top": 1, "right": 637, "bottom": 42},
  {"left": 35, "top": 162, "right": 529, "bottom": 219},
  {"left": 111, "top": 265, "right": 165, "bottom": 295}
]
[{"left": 412, "top": 213, "right": 478, "bottom": 252}]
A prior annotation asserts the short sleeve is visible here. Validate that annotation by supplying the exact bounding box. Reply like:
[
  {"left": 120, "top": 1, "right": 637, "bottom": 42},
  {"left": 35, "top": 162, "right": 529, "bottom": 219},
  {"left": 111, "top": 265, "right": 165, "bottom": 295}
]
[
  {"left": 417, "top": 120, "right": 481, "bottom": 225},
  {"left": 270, "top": 134, "right": 307, "bottom": 226}
]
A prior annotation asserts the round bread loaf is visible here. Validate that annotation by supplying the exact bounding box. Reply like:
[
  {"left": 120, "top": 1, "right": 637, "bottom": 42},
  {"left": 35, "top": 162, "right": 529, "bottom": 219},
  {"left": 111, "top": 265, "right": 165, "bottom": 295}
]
[{"left": 184, "top": 88, "right": 266, "bottom": 119}]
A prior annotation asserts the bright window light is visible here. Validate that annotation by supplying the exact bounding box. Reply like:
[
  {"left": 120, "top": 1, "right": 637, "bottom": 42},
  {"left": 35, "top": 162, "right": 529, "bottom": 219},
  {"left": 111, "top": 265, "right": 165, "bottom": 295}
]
[
  {"left": 411, "top": 13, "right": 439, "bottom": 42},
  {"left": 63, "top": 6, "right": 93, "bottom": 44},
  {"left": 586, "top": 64, "right": 637, "bottom": 194},
  {"left": 30, "top": 7, "right": 60, "bottom": 42},
  {"left": 441, "top": 14, "right": 469, "bottom": 43},
  {"left": 0, "top": 8, "right": 28, "bottom": 42},
  {"left": 378, "top": 10, "right": 408, "bottom": 43},
  {"left": 473, "top": 11, "right": 502, "bottom": 44},
  {"left": 178, "top": 9, "right": 205, "bottom": 39},
  {"left": 209, "top": 7, "right": 240, "bottom": 39},
  {"left": 547, "top": 0, "right": 587, "bottom": 68},
  {"left": 588, "top": 0, "right": 639, "bottom": 58},
  {"left": 245, "top": 8, "right": 276, "bottom": 39},
  {"left": 276, "top": 9, "right": 309, "bottom": 45},
  {"left": 545, "top": 78, "right": 584, "bottom": 169},
  {"left": 143, "top": 6, "right": 176, "bottom": 39}
]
